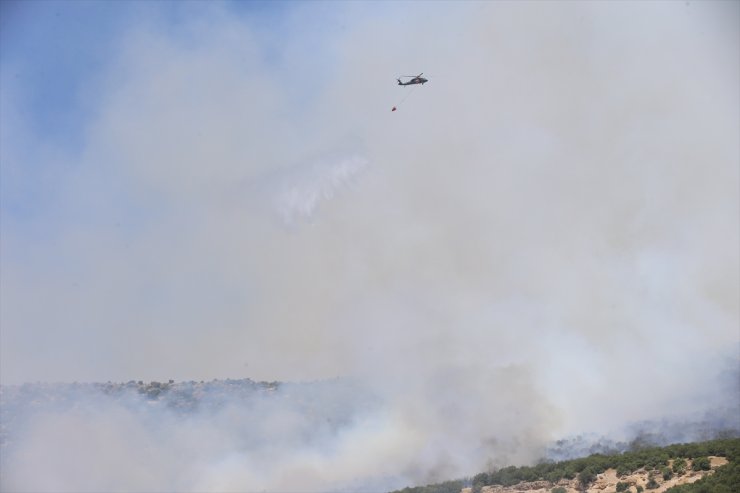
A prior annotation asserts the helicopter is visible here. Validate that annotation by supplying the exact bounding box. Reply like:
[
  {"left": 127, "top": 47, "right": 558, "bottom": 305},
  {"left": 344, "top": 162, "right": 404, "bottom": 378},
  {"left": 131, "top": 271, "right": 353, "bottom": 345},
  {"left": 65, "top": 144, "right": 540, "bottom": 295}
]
[{"left": 397, "top": 73, "right": 428, "bottom": 86}]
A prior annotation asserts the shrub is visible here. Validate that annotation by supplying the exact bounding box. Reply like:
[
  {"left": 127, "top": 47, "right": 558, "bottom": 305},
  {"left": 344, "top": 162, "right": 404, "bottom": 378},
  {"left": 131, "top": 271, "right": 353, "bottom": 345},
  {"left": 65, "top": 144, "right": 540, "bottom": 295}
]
[
  {"left": 646, "top": 477, "right": 659, "bottom": 489},
  {"left": 616, "top": 481, "right": 630, "bottom": 492},
  {"left": 471, "top": 473, "right": 488, "bottom": 486},
  {"left": 545, "top": 470, "right": 563, "bottom": 483},
  {"left": 551, "top": 488, "right": 567, "bottom": 493},
  {"left": 578, "top": 466, "right": 597, "bottom": 488},
  {"left": 672, "top": 458, "right": 687, "bottom": 474},
  {"left": 662, "top": 466, "right": 673, "bottom": 480},
  {"left": 644, "top": 453, "right": 669, "bottom": 470},
  {"left": 517, "top": 466, "right": 537, "bottom": 482},
  {"left": 692, "top": 457, "right": 711, "bottom": 471}
]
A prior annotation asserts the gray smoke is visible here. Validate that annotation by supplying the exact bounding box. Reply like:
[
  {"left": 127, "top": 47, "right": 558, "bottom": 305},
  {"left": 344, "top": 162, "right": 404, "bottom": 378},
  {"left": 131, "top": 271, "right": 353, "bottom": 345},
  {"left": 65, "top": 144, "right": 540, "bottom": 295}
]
[{"left": 1, "top": 1, "right": 738, "bottom": 491}]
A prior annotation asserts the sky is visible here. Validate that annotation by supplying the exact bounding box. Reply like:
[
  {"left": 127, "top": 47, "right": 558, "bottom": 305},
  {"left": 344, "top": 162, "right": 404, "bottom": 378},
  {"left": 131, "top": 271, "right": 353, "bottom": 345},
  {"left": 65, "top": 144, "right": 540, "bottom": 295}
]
[{"left": 1, "top": 0, "right": 739, "bottom": 490}]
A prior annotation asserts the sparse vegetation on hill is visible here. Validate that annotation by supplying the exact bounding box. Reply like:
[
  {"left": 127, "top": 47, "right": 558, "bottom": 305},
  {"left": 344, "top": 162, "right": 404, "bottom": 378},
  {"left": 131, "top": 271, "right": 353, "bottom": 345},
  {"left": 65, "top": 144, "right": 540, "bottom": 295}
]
[
  {"left": 388, "top": 438, "right": 740, "bottom": 493},
  {"left": 0, "top": 378, "right": 377, "bottom": 453},
  {"left": 665, "top": 459, "right": 740, "bottom": 493},
  {"left": 474, "top": 438, "right": 738, "bottom": 489}
]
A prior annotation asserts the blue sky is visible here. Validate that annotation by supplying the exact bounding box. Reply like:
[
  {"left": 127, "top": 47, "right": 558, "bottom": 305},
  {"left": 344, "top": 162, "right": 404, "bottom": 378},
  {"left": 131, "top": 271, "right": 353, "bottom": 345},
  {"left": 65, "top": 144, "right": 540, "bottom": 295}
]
[
  {"left": 1, "top": 1, "right": 739, "bottom": 488},
  {"left": 2, "top": 1, "right": 141, "bottom": 144},
  {"left": 0, "top": 0, "right": 353, "bottom": 233},
  {"left": 0, "top": 0, "right": 353, "bottom": 145}
]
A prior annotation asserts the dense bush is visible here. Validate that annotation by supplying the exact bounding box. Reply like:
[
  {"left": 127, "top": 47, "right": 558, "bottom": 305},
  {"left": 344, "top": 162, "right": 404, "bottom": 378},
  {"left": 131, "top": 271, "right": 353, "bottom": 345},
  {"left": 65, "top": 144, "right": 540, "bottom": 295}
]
[
  {"left": 471, "top": 472, "right": 488, "bottom": 488},
  {"left": 616, "top": 481, "right": 630, "bottom": 492},
  {"left": 616, "top": 464, "right": 632, "bottom": 477},
  {"left": 551, "top": 488, "right": 566, "bottom": 493},
  {"left": 691, "top": 457, "right": 711, "bottom": 471},
  {"left": 545, "top": 470, "right": 562, "bottom": 483},
  {"left": 644, "top": 452, "right": 669, "bottom": 471},
  {"left": 578, "top": 466, "right": 598, "bottom": 488},
  {"left": 672, "top": 457, "right": 687, "bottom": 474}
]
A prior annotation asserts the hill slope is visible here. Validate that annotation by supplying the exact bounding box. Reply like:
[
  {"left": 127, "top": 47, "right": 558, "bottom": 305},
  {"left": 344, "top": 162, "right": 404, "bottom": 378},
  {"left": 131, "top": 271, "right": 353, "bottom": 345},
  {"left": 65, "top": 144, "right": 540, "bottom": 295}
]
[{"left": 391, "top": 438, "right": 740, "bottom": 493}]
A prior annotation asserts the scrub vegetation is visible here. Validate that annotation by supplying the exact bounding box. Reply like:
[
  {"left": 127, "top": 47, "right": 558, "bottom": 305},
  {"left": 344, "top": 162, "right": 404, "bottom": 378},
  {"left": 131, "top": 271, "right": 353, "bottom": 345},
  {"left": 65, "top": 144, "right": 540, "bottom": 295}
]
[{"left": 389, "top": 438, "right": 740, "bottom": 493}]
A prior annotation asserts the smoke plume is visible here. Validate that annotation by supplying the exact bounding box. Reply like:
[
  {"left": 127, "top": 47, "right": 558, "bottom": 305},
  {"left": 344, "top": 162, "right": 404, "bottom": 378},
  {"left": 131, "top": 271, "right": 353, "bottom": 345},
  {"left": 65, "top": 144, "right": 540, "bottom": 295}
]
[{"left": 1, "top": 1, "right": 738, "bottom": 491}]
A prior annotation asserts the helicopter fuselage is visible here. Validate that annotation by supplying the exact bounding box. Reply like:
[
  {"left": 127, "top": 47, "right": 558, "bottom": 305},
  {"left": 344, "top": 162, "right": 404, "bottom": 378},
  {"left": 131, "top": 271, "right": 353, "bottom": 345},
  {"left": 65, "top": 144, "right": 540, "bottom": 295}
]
[{"left": 397, "top": 77, "right": 428, "bottom": 86}]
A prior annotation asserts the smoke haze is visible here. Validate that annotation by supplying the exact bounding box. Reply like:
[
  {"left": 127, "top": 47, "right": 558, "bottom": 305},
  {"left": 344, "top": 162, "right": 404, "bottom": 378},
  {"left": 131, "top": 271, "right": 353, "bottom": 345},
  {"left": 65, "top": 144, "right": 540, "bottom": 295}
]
[{"left": 1, "top": 1, "right": 738, "bottom": 491}]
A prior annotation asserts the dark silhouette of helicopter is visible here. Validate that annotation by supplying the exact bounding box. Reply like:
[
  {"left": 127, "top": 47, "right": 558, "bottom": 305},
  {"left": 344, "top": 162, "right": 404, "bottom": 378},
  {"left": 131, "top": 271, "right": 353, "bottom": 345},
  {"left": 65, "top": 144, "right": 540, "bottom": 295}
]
[{"left": 397, "top": 73, "right": 428, "bottom": 86}]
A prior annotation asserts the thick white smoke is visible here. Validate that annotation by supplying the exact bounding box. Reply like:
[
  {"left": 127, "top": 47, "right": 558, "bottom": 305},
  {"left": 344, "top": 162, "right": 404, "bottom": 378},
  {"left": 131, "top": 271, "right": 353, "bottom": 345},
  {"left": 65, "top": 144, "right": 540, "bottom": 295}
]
[{"left": 1, "top": 1, "right": 738, "bottom": 491}]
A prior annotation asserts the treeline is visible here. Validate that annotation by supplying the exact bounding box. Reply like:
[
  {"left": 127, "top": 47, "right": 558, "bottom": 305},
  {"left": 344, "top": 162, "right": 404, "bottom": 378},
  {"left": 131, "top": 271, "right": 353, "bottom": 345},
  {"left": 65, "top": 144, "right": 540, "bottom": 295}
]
[{"left": 388, "top": 438, "right": 740, "bottom": 493}]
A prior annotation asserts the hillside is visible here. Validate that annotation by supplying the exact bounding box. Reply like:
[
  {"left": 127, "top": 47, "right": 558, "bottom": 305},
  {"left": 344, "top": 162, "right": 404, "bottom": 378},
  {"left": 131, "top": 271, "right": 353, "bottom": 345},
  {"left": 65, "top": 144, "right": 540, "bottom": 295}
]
[
  {"left": 391, "top": 438, "right": 740, "bottom": 493},
  {"left": 462, "top": 457, "right": 727, "bottom": 493},
  {"left": 0, "top": 378, "right": 376, "bottom": 453},
  {"left": 2, "top": 382, "right": 737, "bottom": 492}
]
